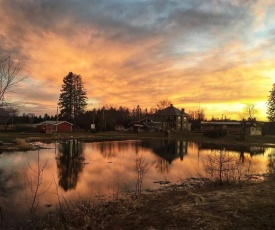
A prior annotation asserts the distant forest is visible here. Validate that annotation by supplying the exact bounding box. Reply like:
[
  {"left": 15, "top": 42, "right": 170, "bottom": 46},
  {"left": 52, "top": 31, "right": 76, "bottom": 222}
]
[{"left": 3, "top": 105, "right": 206, "bottom": 132}]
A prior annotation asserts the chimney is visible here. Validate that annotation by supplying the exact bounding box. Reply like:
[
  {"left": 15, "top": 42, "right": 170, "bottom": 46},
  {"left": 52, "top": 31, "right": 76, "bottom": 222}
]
[{"left": 181, "top": 108, "right": 185, "bottom": 114}]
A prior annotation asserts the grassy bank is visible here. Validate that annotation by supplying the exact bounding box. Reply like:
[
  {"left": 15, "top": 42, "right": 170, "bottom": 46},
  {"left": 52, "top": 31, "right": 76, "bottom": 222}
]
[{"left": 24, "top": 178, "right": 275, "bottom": 230}]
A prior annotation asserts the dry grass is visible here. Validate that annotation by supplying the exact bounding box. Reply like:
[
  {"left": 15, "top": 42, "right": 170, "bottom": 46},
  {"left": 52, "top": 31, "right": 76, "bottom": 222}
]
[
  {"left": 23, "top": 178, "right": 275, "bottom": 230},
  {"left": 14, "top": 138, "right": 31, "bottom": 150}
]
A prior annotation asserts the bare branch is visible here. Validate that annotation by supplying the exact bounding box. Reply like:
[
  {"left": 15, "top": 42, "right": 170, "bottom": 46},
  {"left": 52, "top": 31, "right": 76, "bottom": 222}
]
[{"left": 0, "top": 55, "right": 28, "bottom": 102}]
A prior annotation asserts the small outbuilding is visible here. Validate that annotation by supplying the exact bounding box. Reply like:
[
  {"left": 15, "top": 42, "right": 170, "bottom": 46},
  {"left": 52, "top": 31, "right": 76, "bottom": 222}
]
[
  {"left": 201, "top": 121, "right": 263, "bottom": 136},
  {"left": 128, "top": 117, "right": 162, "bottom": 132},
  {"left": 35, "top": 120, "right": 73, "bottom": 134}
]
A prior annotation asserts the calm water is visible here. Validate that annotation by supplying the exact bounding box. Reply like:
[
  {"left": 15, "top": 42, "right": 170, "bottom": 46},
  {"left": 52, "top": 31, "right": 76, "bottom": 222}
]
[{"left": 0, "top": 140, "right": 274, "bottom": 225}]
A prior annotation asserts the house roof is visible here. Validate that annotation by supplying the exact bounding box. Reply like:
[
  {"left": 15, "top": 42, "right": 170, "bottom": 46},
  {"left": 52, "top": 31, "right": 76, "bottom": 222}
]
[
  {"left": 201, "top": 121, "right": 241, "bottom": 126},
  {"left": 154, "top": 104, "right": 189, "bottom": 116},
  {"left": 143, "top": 122, "right": 162, "bottom": 128},
  {"left": 35, "top": 120, "right": 73, "bottom": 126},
  {"left": 128, "top": 117, "right": 154, "bottom": 126}
]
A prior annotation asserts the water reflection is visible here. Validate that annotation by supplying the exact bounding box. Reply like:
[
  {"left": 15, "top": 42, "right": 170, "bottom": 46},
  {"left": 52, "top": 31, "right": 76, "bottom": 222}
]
[
  {"left": 140, "top": 140, "right": 188, "bottom": 173},
  {"left": 0, "top": 168, "right": 13, "bottom": 196},
  {"left": 202, "top": 148, "right": 246, "bottom": 184},
  {"left": 0, "top": 139, "right": 273, "bottom": 228},
  {"left": 199, "top": 143, "right": 266, "bottom": 163},
  {"left": 267, "top": 148, "right": 275, "bottom": 174},
  {"left": 56, "top": 140, "right": 85, "bottom": 191}
]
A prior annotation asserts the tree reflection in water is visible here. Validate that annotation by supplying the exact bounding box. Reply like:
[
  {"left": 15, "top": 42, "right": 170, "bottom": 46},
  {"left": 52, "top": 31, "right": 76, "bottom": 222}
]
[
  {"left": 267, "top": 149, "right": 275, "bottom": 176},
  {"left": 0, "top": 168, "right": 13, "bottom": 197},
  {"left": 56, "top": 140, "right": 84, "bottom": 191}
]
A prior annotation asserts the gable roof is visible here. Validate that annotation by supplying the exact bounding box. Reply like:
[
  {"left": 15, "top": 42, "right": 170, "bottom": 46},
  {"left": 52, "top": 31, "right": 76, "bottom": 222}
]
[
  {"left": 143, "top": 121, "right": 162, "bottom": 128},
  {"left": 128, "top": 117, "right": 154, "bottom": 126},
  {"left": 35, "top": 120, "right": 73, "bottom": 126},
  {"left": 154, "top": 104, "right": 189, "bottom": 116}
]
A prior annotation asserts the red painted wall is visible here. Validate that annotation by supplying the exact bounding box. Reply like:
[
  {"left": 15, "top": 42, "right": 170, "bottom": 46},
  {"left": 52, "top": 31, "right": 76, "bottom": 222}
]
[
  {"left": 37, "top": 122, "right": 72, "bottom": 133},
  {"left": 56, "top": 122, "right": 72, "bottom": 132},
  {"left": 37, "top": 124, "right": 54, "bottom": 133}
]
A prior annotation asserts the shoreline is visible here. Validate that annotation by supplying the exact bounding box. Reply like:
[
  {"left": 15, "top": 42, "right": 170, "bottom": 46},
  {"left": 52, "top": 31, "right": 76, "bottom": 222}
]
[{"left": 1, "top": 131, "right": 275, "bottom": 152}]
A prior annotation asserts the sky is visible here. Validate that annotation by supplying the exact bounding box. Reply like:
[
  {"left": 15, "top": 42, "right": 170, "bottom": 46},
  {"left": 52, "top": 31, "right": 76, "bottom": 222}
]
[{"left": 0, "top": 0, "right": 275, "bottom": 120}]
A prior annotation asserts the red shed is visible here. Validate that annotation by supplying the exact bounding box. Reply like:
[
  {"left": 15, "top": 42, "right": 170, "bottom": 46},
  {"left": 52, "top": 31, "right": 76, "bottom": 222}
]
[{"left": 35, "top": 121, "right": 73, "bottom": 133}]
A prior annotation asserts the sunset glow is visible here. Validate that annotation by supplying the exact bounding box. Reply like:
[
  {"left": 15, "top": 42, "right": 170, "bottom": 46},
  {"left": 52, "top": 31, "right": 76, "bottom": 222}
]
[{"left": 1, "top": 0, "right": 274, "bottom": 120}]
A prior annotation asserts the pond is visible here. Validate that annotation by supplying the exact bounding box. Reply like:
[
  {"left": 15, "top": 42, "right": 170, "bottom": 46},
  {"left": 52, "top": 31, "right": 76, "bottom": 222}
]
[{"left": 0, "top": 139, "right": 274, "bottom": 226}]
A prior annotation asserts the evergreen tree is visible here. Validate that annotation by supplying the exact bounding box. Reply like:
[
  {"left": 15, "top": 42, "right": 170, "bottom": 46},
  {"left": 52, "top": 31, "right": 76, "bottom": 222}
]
[
  {"left": 267, "top": 83, "right": 275, "bottom": 122},
  {"left": 59, "top": 72, "right": 87, "bottom": 122},
  {"left": 73, "top": 75, "right": 87, "bottom": 118}
]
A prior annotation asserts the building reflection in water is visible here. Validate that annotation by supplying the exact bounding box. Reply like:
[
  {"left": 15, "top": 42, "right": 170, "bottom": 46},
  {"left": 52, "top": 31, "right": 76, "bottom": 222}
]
[
  {"left": 199, "top": 143, "right": 266, "bottom": 163},
  {"left": 141, "top": 140, "right": 188, "bottom": 173},
  {"left": 56, "top": 140, "right": 85, "bottom": 191},
  {"left": 96, "top": 141, "right": 135, "bottom": 158}
]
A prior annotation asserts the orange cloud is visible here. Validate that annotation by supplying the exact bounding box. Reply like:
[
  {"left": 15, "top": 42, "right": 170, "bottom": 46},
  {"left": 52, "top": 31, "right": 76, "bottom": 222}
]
[{"left": 0, "top": 0, "right": 274, "bottom": 120}]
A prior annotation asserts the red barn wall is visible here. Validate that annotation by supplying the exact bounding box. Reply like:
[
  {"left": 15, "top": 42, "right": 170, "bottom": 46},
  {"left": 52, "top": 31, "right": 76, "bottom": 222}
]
[
  {"left": 37, "top": 125, "right": 44, "bottom": 133},
  {"left": 56, "top": 122, "right": 72, "bottom": 132},
  {"left": 37, "top": 124, "right": 54, "bottom": 133}
]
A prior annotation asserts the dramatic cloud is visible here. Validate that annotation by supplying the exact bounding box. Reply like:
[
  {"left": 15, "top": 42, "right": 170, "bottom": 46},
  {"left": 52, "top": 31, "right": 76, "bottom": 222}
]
[{"left": 0, "top": 0, "right": 274, "bottom": 120}]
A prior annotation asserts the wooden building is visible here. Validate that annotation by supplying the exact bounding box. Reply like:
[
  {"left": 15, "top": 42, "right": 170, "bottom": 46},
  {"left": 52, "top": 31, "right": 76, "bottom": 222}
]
[
  {"left": 201, "top": 121, "right": 263, "bottom": 136},
  {"left": 35, "top": 121, "right": 73, "bottom": 133},
  {"left": 128, "top": 117, "right": 162, "bottom": 132},
  {"left": 128, "top": 105, "right": 190, "bottom": 132},
  {"left": 154, "top": 104, "right": 190, "bottom": 131}
]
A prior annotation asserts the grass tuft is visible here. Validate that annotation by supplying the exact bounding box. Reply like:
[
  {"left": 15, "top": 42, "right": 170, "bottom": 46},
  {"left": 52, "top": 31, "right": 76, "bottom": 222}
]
[{"left": 14, "top": 138, "right": 31, "bottom": 149}]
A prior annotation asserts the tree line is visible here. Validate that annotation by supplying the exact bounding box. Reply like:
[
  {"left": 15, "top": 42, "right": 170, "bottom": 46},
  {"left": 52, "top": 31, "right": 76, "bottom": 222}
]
[{"left": 1, "top": 103, "right": 188, "bottom": 132}]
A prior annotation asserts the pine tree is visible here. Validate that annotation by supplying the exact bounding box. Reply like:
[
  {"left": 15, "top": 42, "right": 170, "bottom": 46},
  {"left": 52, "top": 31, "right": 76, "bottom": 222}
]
[
  {"left": 267, "top": 83, "right": 275, "bottom": 122},
  {"left": 59, "top": 72, "right": 87, "bottom": 122},
  {"left": 73, "top": 75, "right": 87, "bottom": 119}
]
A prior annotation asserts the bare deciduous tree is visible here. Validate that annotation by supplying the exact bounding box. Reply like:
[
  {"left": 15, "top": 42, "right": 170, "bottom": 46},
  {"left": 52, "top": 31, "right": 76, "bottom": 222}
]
[
  {"left": 0, "top": 55, "right": 27, "bottom": 102},
  {"left": 238, "top": 104, "right": 258, "bottom": 141},
  {"left": 241, "top": 103, "right": 258, "bottom": 121},
  {"left": 202, "top": 149, "right": 245, "bottom": 185},
  {"left": 0, "top": 103, "right": 18, "bottom": 131},
  {"left": 156, "top": 99, "right": 172, "bottom": 111},
  {"left": 189, "top": 109, "right": 205, "bottom": 121},
  {"left": 135, "top": 154, "right": 150, "bottom": 194},
  {"left": 24, "top": 150, "right": 51, "bottom": 214},
  {"left": 0, "top": 55, "right": 27, "bottom": 130}
]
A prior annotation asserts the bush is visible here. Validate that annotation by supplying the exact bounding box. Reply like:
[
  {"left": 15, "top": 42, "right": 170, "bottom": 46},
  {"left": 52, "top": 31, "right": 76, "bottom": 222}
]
[{"left": 14, "top": 138, "right": 31, "bottom": 149}]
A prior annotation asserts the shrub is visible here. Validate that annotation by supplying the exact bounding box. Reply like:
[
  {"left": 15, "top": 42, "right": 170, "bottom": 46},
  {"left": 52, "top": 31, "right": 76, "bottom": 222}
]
[{"left": 14, "top": 138, "right": 31, "bottom": 149}]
